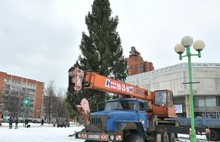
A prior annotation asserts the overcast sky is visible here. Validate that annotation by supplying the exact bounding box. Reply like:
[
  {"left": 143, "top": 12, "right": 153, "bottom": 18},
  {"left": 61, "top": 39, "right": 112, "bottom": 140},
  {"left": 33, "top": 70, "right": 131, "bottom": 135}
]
[{"left": 0, "top": 0, "right": 220, "bottom": 89}]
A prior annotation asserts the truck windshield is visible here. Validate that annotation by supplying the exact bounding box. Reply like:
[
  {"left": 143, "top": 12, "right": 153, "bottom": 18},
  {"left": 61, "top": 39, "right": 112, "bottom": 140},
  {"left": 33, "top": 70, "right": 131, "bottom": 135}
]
[
  {"left": 154, "top": 91, "right": 167, "bottom": 105},
  {"left": 105, "top": 100, "right": 136, "bottom": 111}
]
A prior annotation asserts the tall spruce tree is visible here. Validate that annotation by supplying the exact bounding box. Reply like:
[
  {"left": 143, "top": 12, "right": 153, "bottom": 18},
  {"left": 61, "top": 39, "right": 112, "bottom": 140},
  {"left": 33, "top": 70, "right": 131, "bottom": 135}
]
[
  {"left": 67, "top": 0, "right": 127, "bottom": 115},
  {"left": 79, "top": 0, "right": 127, "bottom": 79}
]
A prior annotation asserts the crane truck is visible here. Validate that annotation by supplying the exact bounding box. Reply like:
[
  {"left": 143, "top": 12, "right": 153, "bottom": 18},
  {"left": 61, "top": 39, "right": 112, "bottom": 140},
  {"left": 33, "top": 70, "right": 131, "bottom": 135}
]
[{"left": 68, "top": 67, "right": 220, "bottom": 142}]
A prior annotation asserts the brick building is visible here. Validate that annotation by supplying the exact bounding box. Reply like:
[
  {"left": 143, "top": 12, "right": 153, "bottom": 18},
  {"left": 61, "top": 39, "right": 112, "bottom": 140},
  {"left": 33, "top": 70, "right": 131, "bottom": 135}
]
[
  {"left": 0, "top": 71, "right": 44, "bottom": 120},
  {"left": 126, "top": 46, "right": 154, "bottom": 75}
]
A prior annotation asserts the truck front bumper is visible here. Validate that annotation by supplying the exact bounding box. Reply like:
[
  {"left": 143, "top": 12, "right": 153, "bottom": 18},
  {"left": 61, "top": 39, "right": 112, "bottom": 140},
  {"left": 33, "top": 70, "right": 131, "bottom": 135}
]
[{"left": 75, "top": 131, "right": 123, "bottom": 141}]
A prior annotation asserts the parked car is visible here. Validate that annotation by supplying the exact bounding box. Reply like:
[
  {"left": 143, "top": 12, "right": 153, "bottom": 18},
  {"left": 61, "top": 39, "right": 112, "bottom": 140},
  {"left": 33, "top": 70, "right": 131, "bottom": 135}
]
[{"left": 57, "top": 119, "right": 70, "bottom": 128}]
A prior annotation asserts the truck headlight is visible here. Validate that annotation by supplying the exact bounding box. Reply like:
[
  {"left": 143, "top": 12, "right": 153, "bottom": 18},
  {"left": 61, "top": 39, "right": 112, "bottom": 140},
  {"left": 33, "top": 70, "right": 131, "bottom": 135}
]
[
  {"left": 109, "top": 135, "right": 115, "bottom": 141},
  {"left": 77, "top": 133, "right": 81, "bottom": 138}
]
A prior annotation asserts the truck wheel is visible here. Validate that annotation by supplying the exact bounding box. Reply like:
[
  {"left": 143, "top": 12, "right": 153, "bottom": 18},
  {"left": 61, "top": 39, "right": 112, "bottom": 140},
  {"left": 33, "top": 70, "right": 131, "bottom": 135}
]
[
  {"left": 126, "top": 134, "right": 144, "bottom": 142},
  {"left": 162, "top": 132, "right": 169, "bottom": 142},
  {"left": 147, "top": 136, "right": 156, "bottom": 142},
  {"left": 169, "top": 133, "right": 175, "bottom": 142},
  {"left": 207, "top": 129, "right": 220, "bottom": 141}
]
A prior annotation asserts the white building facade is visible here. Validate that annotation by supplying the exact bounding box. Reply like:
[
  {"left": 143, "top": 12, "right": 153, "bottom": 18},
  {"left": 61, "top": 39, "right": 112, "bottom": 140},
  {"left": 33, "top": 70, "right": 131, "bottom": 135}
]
[{"left": 126, "top": 63, "right": 220, "bottom": 118}]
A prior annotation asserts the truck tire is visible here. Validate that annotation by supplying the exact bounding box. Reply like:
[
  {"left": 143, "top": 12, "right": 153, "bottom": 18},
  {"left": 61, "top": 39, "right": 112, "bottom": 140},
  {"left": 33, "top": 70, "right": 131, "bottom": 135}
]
[
  {"left": 207, "top": 129, "right": 220, "bottom": 141},
  {"left": 169, "top": 133, "right": 175, "bottom": 142},
  {"left": 126, "top": 134, "right": 144, "bottom": 142},
  {"left": 162, "top": 132, "right": 169, "bottom": 142},
  {"left": 147, "top": 137, "right": 156, "bottom": 142}
]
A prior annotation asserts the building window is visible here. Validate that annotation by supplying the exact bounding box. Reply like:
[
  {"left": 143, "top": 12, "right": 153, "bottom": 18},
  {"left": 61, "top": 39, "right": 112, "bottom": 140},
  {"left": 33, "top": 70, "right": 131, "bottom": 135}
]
[
  {"left": 174, "top": 96, "right": 185, "bottom": 105},
  {"left": 4, "top": 90, "right": 9, "bottom": 94},
  {"left": 140, "top": 64, "right": 144, "bottom": 73},
  {"left": 195, "top": 96, "right": 217, "bottom": 107},
  {"left": 217, "top": 96, "right": 220, "bottom": 106},
  {"left": 195, "top": 97, "right": 205, "bottom": 107},
  {"left": 205, "top": 96, "right": 216, "bottom": 107},
  {"left": 134, "top": 64, "right": 138, "bottom": 74},
  {"left": 5, "top": 84, "right": 10, "bottom": 89}
]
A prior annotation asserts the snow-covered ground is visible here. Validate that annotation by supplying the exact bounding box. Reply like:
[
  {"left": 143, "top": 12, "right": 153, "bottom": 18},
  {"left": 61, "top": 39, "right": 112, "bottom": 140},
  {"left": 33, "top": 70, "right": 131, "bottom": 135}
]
[
  {"left": 0, "top": 122, "right": 209, "bottom": 142},
  {"left": 0, "top": 123, "right": 84, "bottom": 142}
]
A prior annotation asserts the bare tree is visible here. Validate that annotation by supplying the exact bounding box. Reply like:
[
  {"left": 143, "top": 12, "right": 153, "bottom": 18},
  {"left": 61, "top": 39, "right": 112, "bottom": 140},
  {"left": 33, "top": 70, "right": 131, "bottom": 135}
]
[
  {"left": 43, "top": 81, "right": 68, "bottom": 123},
  {"left": 56, "top": 88, "right": 68, "bottom": 119},
  {"left": 43, "top": 80, "right": 56, "bottom": 123}
]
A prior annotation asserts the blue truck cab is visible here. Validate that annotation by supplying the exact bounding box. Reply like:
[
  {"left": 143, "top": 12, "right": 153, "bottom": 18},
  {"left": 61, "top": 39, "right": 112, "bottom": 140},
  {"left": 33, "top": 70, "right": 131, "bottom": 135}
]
[{"left": 75, "top": 98, "right": 149, "bottom": 141}]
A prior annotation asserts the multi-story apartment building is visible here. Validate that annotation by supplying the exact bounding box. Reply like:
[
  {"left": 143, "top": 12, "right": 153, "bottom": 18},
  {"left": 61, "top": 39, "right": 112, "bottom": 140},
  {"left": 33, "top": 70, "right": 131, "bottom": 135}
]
[
  {"left": 0, "top": 71, "right": 44, "bottom": 120},
  {"left": 126, "top": 46, "right": 154, "bottom": 75}
]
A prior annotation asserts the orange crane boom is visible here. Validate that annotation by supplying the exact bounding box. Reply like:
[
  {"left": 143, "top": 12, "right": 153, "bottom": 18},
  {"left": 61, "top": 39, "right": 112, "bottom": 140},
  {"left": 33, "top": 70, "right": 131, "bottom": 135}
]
[
  {"left": 69, "top": 67, "right": 177, "bottom": 120},
  {"left": 82, "top": 71, "right": 154, "bottom": 101}
]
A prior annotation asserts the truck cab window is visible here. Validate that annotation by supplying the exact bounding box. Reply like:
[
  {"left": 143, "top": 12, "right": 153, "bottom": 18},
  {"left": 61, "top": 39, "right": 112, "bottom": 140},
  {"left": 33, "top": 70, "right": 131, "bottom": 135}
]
[
  {"left": 167, "top": 91, "right": 174, "bottom": 107},
  {"left": 154, "top": 91, "right": 167, "bottom": 106},
  {"left": 121, "top": 100, "right": 136, "bottom": 110},
  {"left": 105, "top": 101, "right": 122, "bottom": 111},
  {"left": 139, "top": 102, "right": 146, "bottom": 111}
]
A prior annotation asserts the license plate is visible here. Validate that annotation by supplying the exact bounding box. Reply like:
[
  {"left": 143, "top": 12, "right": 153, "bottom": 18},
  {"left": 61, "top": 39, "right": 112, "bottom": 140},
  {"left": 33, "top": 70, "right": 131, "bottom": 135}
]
[{"left": 88, "top": 135, "right": 100, "bottom": 139}]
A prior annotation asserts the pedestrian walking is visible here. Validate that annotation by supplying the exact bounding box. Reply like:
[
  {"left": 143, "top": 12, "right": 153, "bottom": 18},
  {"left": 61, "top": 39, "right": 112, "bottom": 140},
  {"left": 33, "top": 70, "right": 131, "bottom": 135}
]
[
  {"left": 52, "top": 119, "right": 56, "bottom": 127},
  {"left": 8, "top": 116, "right": 13, "bottom": 129},
  {"left": 0, "top": 118, "right": 2, "bottom": 127},
  {"left": 41, "top": 119, "right": 44, "bottom": 126},
  {"left": 25, "top": 119, "right": 28, "bottom": 127},
  {"left": 0, "top": 113, "right": 2, "bottom": 127},
  {"left": 15, "top": 117, "right": 18, "bottom": 129}
]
